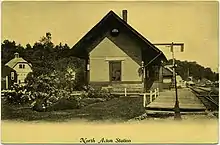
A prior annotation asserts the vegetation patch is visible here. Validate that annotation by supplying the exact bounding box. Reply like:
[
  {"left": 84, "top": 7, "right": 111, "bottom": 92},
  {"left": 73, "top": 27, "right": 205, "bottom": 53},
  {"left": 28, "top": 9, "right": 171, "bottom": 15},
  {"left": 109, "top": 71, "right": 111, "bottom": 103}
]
[{"left": 1, "top": 97, "right": 145, "bottom": 122}]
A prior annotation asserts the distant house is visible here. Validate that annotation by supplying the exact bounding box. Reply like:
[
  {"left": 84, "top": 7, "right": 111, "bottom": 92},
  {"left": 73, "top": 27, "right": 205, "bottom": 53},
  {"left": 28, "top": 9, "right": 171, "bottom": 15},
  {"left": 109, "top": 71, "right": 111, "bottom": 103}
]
[
  {"left": 70, "top": 10, "right": 167, "bottom": 92},
  {"left": 1, "top": 65, "right": 18, "bottom": 90},
  {"left": 5, "top": 52, "right": 32, "bottom": 85},
  {"left": 161, "top": 65, "right": 173, "bottom": 82},
  {"left": 151, "top": 65, "right": 185, "bottom": 90},
  {"left": 159, "top": 65, "right": 173, "bottom": 89},
  {"left": 150, "top": 65, "right": 172, "bottom": 90},
  {"left": 197, "top": 78, "right": 212, "bottom": 87}
]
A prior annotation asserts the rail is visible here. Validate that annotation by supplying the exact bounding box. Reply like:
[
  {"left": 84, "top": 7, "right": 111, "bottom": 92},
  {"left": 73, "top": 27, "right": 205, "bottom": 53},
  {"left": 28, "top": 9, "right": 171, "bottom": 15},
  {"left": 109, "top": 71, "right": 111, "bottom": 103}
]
[{"left": 189, "top": 86, "right": 219, "bottom": 113}]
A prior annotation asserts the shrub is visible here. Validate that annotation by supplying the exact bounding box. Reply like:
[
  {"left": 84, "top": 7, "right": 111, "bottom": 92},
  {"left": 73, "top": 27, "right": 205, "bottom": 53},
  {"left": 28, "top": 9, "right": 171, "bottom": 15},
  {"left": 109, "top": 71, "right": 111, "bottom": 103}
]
[
  {"left": 80, "top": 98, "right": 106, "bottom": 107},
  {"left": 2, "top": 86, "right": 33, "bottom": 106},
  {"left": 84, "top": 85, "right": 118, "bottom": 100},
  {"left": 32, "top": 99, "right": 46, "bottom": 112},
  {"left": 46, "top": 97, "right": 80, "bottom": 111},
  {"left": 23, "top": 67, "right": 85, "bottom": 111}
]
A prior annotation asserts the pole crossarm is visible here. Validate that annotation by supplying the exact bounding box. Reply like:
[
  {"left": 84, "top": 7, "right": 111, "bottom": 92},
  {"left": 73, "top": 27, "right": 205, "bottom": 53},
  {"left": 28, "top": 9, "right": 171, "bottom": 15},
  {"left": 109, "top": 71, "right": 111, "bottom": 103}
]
[
  {"left": 154, "top": 43, "right": 184, "bottom": 52},
  {"left": 153, "top": 43, "right": 184, "bottom": 46}
]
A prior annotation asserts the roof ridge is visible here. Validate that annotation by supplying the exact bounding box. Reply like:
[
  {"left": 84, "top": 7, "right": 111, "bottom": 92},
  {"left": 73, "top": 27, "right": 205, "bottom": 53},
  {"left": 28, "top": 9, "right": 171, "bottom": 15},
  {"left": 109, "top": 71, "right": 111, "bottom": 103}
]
[
  {"left": 71, "top": 10, "right": 167, "bottom": 62},
  {"left": 109, "top": 11, "right": 161, "bottom": 53},
  {"left": 5, "top": 57, "right": 30, "bottom": 68},
  {"left": 72, "top": 10, "right": 114, "bottom": 51}
]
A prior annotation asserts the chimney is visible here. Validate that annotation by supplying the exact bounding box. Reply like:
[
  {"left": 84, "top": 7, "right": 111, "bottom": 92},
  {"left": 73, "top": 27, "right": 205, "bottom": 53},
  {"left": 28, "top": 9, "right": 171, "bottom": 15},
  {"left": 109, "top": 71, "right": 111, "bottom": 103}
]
[
  {"left": 122, "top": 10, "right": 127, "bottom": 22},
  {"left": 14, "top": 52, "right": 19, "bottom": 58}
]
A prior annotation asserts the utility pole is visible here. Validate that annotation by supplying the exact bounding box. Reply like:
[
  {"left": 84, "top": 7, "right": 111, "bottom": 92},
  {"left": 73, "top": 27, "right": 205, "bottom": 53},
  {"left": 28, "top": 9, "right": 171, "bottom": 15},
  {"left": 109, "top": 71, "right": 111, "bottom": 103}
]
[{"left": 154, "top": 42, "right": 184, "bottom": 120}]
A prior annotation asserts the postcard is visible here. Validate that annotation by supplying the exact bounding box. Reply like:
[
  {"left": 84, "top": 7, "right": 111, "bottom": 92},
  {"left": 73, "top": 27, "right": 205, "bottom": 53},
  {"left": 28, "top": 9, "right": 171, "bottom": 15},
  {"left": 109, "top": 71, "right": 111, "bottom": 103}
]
[{"left": 1, "top": 1, "right": 219, "bottom": 144}]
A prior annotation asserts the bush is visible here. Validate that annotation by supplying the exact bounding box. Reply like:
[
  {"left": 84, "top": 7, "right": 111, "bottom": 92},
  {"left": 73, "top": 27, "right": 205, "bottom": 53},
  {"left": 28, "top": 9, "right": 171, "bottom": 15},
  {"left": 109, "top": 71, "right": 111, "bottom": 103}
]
[
  {"left": 46, "top": 97, "right": 80, "bottom": 111},
  {"left": 24, "top": 71, "right": 84, "bottom": 111},
  {"left": 84, "top": 86, "right": 118, "bottom": 100},
  {"left": 2, "top": 87, "right": 33, "bottom": 106},
  {"left": 80, "top": 98, "right": 106, "bottom": 107},
  {"left": 32, "top": 99, "right": 46, "bottom": 112}
]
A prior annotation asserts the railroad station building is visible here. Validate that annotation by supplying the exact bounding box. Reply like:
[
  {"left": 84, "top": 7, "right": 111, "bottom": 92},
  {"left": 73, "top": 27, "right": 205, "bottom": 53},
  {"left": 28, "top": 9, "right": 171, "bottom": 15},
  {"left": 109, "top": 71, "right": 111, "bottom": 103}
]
[{"left": 70, "top": 10, "right": 167, "bottom": 92}]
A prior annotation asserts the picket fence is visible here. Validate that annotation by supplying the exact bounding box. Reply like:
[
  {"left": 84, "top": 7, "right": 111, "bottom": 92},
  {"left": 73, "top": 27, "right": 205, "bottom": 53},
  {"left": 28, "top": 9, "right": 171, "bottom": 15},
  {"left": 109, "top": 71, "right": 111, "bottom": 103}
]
[{"left": 142, "top": 88, "right": 159, "bottom": 107}]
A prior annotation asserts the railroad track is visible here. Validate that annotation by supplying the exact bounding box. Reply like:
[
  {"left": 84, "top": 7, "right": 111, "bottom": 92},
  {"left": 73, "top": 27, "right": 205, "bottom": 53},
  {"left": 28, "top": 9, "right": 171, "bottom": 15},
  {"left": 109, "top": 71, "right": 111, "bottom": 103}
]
[{"left": 189, "top": 86, "right": 219, "bottom": 117}]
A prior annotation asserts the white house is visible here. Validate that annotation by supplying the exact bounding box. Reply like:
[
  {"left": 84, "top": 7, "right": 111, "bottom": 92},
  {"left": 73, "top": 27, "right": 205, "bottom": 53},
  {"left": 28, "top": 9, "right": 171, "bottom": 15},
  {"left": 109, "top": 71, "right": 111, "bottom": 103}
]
[{"left": 5, "top": 52, "right": 32, "bottom": 84}]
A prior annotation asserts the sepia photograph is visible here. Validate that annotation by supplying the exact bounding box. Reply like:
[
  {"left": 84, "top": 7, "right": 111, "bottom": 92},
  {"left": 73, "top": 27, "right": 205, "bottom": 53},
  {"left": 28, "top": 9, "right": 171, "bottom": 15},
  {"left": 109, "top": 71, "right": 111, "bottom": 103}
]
[{"left": 1, "top": 1, "right": 219, "bottom": 144}]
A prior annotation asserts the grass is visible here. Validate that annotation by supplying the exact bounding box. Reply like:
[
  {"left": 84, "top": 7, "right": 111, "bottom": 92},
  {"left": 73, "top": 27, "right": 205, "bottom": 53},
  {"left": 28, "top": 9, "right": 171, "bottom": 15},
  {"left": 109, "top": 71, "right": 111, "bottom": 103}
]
[{"left": 1, "top": 97, "right": 145, "bottom": 122}]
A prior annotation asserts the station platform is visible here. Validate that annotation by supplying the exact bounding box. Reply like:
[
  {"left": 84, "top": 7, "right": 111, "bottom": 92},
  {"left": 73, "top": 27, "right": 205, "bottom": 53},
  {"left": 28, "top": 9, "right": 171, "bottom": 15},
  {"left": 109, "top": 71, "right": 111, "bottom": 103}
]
[{"left": 146, "top": 88, "right": 206, "bottom": 115}]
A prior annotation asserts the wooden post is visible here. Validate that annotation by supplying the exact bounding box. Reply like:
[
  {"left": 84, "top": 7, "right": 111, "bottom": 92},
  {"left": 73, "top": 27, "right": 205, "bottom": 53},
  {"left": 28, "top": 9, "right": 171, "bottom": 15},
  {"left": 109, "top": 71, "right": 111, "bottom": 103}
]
[
  {"left": 124, "top": 88, "right": 127, "bottom": 97},
  {"left": 157, "top": 88, "right": 159, "bottom": 97},
  {"left": 5, "top": 76, "right": 8, "bottom": 90},
  {"left": 143, "top": 94, "right": 146, "bottom": 107},
  {"left": 150, "top": 90, "right": 153, "bottom": 102},
  {"left": 85, "top": 55, "right": 90, "bottom": 87},
  {"left": 141, "top": 61, "right": 145, "bottom": 93}
]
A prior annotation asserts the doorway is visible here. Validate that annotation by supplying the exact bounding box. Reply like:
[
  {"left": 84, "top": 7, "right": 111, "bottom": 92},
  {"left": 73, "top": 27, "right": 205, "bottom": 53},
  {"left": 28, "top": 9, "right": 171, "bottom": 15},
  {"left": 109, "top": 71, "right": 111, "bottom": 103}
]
[{"left": 109, "top": 61, "right": 121, "bottom": 82}]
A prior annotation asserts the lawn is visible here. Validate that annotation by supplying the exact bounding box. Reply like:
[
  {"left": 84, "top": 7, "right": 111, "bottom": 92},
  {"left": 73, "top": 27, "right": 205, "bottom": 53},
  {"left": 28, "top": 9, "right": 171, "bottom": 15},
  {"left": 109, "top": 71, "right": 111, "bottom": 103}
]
[{"left": 1, "top": 97, "right": 145, "bottom": 122}]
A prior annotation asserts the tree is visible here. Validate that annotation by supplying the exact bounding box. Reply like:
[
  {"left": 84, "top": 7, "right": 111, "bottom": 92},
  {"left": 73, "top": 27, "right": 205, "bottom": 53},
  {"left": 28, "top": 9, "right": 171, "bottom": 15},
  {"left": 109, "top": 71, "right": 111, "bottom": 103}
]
[
  {"left": 215, "top": 73, "right": 219, "bottom": 81},
  {"left": 1, "top": 32, "right": 83, "bottom": 78},
  {"left": 25, "top": 43, "right": 32, "bottom": 50},
  {"left": 39, "top": 32, "right": 54, "bottom": 49},
  {"left": 1, "top": 40, "right": 17, "bottom": 65},
  {"left": 165, "top": 59, "right": 217, "bottom": 81}
]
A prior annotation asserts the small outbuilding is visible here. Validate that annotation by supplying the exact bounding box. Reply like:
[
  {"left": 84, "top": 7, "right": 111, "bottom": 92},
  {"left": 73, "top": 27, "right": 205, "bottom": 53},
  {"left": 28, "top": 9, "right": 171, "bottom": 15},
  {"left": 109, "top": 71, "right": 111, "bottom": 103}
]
[{"left": 1, "top": 65, "right": 18, "bottom": 90}]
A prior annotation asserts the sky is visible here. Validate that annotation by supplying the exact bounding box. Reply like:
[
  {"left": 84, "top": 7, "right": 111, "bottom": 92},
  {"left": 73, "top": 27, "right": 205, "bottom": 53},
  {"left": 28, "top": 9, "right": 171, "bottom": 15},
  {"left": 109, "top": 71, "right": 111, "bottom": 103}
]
[{"left": 1, "top": 1, "right": 219, "bottom": 72}]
